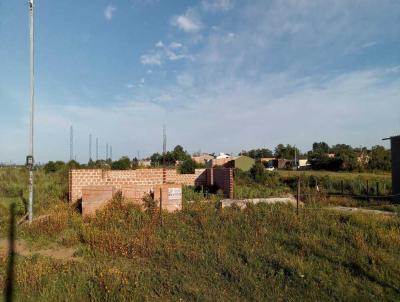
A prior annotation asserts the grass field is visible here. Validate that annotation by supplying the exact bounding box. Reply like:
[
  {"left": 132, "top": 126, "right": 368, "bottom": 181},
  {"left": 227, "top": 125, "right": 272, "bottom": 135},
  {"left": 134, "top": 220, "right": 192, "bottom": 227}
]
[{"left": 1, "top": 168, "right": 400, "bottom": 301}]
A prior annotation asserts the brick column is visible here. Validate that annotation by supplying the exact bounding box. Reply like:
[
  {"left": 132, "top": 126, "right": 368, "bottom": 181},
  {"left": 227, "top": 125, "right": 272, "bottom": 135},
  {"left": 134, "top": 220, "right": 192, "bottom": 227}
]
[{"left": 207, "top": 168, "right": 214, "bottom": 186}]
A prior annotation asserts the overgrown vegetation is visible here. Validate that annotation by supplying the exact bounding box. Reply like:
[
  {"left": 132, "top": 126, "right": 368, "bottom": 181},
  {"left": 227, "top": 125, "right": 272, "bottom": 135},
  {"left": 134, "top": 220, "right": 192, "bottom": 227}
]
[{"left": 0, "top": 168, "right": 399, "bottom": 301}]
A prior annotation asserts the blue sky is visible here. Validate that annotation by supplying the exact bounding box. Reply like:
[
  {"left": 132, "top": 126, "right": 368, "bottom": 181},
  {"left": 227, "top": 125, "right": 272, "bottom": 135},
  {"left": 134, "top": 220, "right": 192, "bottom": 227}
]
[{"left": 0, "top": 0, "right": 399, "bottom": 163}]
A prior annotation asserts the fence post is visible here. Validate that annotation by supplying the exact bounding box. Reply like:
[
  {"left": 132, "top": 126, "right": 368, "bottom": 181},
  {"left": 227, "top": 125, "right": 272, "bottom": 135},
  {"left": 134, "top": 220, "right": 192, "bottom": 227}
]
[
  {"left": 376, "top": 182, "right": 379, "bottom": 197},
  {"left": 296, "top": 177, "right": 300, "bottom": 216},
  {"left": 341, "top": 180, "right": 344, "bottom": 195},
  {"left": 366, "top": 180, "right": 369, "bottom": 198}
]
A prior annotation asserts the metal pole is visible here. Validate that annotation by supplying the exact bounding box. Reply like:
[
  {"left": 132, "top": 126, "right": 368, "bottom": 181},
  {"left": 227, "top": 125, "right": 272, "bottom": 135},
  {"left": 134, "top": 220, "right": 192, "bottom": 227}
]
[
  {"left": 70, "top": 126, "right": 73, "bottom": 161},
  {"left": 89, "top": 134, "right": 92, "bottom": 161},
  {"left": 96, "top": 137, "right": 98, "bottom": 161},
  {"left": 162, "top": 124, "right": 166, "bottom": 184},
  {"left": 28, "top": 0, "right": 35, "bottom": 224}
]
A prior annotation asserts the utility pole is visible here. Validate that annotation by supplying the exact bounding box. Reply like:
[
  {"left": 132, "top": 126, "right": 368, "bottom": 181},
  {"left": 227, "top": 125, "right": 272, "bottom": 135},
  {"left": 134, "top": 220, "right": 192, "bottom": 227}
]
[
  {"left": 27, "top": 0, "right": 35, "bottom": 224},
  {"left": 110, "top": 145, "right": 113, "bottom": 161},
  {"left": 106, "top": 143, "right": 109, "bottom": 160},
  {"left": 96, "top": 137, "right": 98, "bottom": 161},
  {"left": 89, "top": 134, "right": 92, "bottom": 161},
  {"left": 162, "top": 124, "right": 167, "bottom": 184},
  {"left": 70, "top": 125, "right": 73, "bottom": 161}
]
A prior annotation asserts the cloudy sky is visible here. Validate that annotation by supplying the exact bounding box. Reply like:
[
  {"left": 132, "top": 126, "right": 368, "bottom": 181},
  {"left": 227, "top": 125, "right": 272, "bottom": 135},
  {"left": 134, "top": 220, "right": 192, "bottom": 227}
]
[{"left": 0, "top": 0, "right": 399, "bottom": 163}]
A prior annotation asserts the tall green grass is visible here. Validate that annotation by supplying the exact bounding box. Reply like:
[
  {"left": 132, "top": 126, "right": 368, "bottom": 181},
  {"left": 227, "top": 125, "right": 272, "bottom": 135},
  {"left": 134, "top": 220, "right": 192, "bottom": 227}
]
[{"left": 0, "top": 168, "right": 399, "bottom": 301}]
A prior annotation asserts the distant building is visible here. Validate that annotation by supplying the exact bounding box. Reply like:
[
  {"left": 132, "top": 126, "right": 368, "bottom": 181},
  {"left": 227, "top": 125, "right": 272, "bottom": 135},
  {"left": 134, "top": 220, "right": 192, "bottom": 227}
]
[
  {"left": 298, "top": 159, "right": 310, "bottom": 168},
  {"left": 327, "top": 153, "right": 336, "bottom": 158},
  {"left": 208, "top": 157, "right": 237, "bottom": 168},
  {"left": 138, "top": 160, "right": 151, "bottom": 167},
  {"left": 383, "top": 135, "right": 400, "bottom": 201},
  {"left": 215, "top": 152, "right": 231, "bottom": 159},
  {"left": 357, "top": 153, "right": 370, "bottom": 166},
  {"left": 227, "top": 156, "right": 255, "bottom": 172},
  {"left": 192, "top": 154, "right": 214, "bottom": 165},
  {"left": 207, "top": 155, "right": 255, "bottom": 172}
]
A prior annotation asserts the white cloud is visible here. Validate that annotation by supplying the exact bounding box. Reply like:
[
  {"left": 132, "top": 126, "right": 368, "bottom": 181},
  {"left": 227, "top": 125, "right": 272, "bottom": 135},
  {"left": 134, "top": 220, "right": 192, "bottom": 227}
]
[
  {"left": 169, "top": 42, "right": 183, "bottom": 49},
  {"left": 141, "top": 41, "right": 193, "bottom": 65},
  {"left": 177, "top": 73, "right": 194, "bottom": 87},
  {"left": 171, "top": 9, "right": 202, "bottom": 33},
  {"left": 155, "top": 41, "right": 164, "bottom": 48},
  {"left": 201, "top": 0, "right": 233, "bottom": 12},
  {"left": 104, "top": 4, "right": 116, "bottom": 21},
  {"left": 139, "top": 53, "right": 162, "bottom": 65}
]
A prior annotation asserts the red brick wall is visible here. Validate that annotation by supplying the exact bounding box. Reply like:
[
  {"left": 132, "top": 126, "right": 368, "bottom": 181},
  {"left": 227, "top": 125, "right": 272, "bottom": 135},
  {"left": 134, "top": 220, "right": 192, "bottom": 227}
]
[
  {"left": 82, "top": 186, "right": 114, "bottom": 217},
  {"left": 69, "top": 168, "right": 207, "bottom": 203},
  {"left": 212, "top": 168, "right": 234, "bottom": 198},
  {"left": 69, "top": 167, "right": 233, "bottom": 204}
]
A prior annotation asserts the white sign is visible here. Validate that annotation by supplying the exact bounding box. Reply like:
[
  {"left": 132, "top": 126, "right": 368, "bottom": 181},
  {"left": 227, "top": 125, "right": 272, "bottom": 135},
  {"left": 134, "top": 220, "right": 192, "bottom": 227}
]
[{"left": 168, "top": 188, "right": 182, "bottom": 200}]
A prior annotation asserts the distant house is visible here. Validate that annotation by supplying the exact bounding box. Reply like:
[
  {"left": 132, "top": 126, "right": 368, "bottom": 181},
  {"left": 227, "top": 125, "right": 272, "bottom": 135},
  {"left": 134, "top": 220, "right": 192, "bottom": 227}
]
[
  {"left": 215, "top": 152, "right": 231, "bottom": 159},
  {"left": 227, "top": 156, "right": 255, "bottom": 172},
  {"left": 208, "top": 157, "right": 237, "bottom": 168},
  {"left": 357, "top": 153, "right": 370, "bottom": 166},
  {"left": 298, "top": 159, "right": 310, "bottom": 168},
  {"left": 206, "top": 155, "right": 255, "bottom": 172},
  {"left": 192, "top": 154, "right": 214, "bottom": 165},
  {"left": 138, "top": 160, "right": 151, "bottom": 167},
  {"left": 327, "top": 153, "right": 336, "bottom": 158}
]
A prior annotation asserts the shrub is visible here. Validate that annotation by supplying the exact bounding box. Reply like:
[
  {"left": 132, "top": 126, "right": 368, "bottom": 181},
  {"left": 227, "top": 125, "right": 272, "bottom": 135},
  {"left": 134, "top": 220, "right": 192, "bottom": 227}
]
[{"left": 179, "top": 158, "right": 196, "bottom": 174}]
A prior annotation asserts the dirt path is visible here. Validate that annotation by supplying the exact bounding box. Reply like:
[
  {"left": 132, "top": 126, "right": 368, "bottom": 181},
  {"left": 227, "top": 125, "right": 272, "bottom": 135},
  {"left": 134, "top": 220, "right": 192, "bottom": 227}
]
[
  {"left": 327, "top": 206, "right": 398, "bottom": 216},
  {"left": 0, "top": 239, "right": 81, "bottom": 262}
]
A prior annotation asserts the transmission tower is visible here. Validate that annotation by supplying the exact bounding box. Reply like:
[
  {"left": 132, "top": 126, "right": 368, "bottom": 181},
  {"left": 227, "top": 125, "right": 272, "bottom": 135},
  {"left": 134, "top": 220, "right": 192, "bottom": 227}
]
[
  {"left": 96, "top": 137, "right": 99, "bottom": 161},
  {"left": 70, "top": 125, "right": 74, "bottom": 161},
  {"left": 89, "top": 134, "right": 92, "bottom": 161},
  {"left": 163, "top": 124, "right": 167, "bottom": 183}
]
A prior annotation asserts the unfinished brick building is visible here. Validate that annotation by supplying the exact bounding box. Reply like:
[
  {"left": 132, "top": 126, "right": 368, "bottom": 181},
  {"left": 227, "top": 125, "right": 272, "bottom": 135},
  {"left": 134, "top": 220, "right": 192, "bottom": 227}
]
[{"left": 69, "top": 168, "right": 233, "bottom": 216}]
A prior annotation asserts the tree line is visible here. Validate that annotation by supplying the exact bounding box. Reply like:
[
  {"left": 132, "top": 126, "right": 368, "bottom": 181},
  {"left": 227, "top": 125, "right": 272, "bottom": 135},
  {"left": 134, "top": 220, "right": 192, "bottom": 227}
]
[{"left": 240, "top": 142, "right": 391, "bottom": 171}]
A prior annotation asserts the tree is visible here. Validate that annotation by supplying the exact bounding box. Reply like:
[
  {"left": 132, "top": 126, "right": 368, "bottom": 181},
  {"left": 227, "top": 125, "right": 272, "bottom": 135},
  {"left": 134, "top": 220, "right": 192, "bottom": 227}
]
[
  {"left": 250, "top": 163, "right": 267, "bottom": 184},
  {"left": 44, "top": 161, "right": 57, "bottom": 173},
  {"left": 173, "top": 145, "right": 190, "bottom": 161},
  {"left": 87, "top": 158, "right": 95, "bottom": 167},
  {"left": 67, "top": 160, "right": 80, "bottom": 169},
  {"left": 240, "top": 148, "right": 273, "bottom": 159},
  {"left": 150, "top": 153, "right": 163, "bottom": 166},
  {"left": 132, "top": 157, "right": 139, "bottom": 169},
  {"left": 368, "top": 145, "right": 391, "bottom": 170},
  {"left": 179, "top": 158, "right": 196, "bottom": 174},
  {"left": 274, "top": 144, "right": 300, "bottom": 159},
  {"left": 312, "top": 142, "right": 330, "bottom": 154},
  {"left": 150, "top": 145, "right": 191, "bottom": 167},
  {"left": 111, "top": 156, "right": 131, "bottom": 170}
]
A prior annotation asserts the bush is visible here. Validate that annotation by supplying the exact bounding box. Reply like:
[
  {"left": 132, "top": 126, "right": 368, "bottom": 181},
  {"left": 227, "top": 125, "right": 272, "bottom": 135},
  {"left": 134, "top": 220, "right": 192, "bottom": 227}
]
[
  {"left": 111, "top": 156, "right": 131, "bottom": 170},
  {"left": 179, "top": 159, "right": 196, "bottom": 174}
]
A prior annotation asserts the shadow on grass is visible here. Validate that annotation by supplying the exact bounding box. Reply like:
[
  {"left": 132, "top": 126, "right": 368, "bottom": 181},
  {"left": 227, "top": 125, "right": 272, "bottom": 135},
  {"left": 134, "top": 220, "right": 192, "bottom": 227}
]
[{"left": 4, "top": 203, "right": 15, "bottom": 302}]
